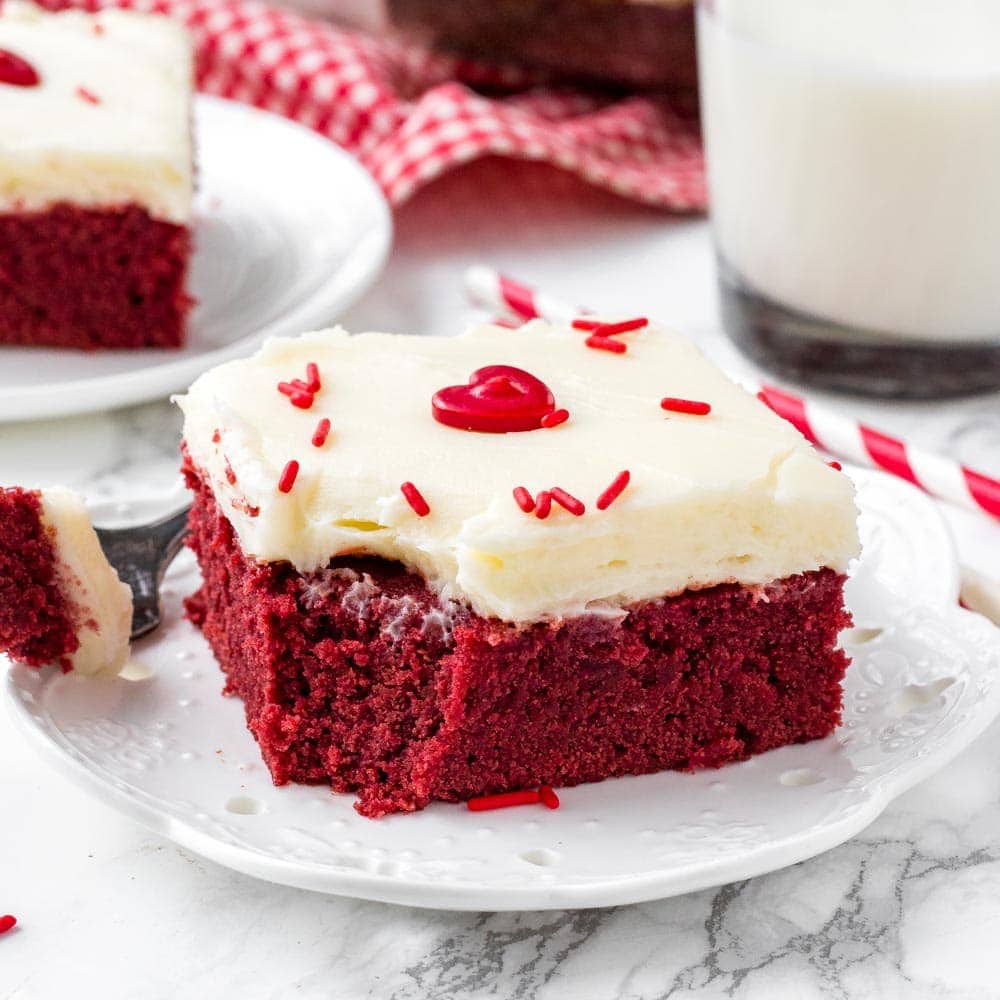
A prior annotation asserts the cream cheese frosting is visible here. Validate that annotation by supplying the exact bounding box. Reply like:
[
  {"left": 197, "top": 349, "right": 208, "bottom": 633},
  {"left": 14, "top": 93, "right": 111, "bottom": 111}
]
[
  {"left": 0, "top": 2, "right": 193, "bottom": 223},
  {"left": 39, "top": 488, "right": 132, "bottom": 677},
  {"left": 177, "top": 321, "right": 860, "bottom": 623}
]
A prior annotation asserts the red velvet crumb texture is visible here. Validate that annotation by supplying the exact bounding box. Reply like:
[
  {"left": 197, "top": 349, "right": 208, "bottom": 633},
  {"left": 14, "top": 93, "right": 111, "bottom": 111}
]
[
  {"left": 183, "top": 458, "right": 853, "bottom": 818},
  {"left": 0, "top": 487, "right": 78, "bottom": 668},
  {"left": 0, "top": 203, "right": 192, "bottom": 350}
]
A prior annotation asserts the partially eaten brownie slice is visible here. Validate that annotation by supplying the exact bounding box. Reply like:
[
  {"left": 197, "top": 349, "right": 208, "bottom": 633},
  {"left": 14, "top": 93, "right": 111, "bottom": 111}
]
[
  {"left": 0, "top": 486, "right": 132, "bottom": 675},
  {"left": 177, "top": 320, "right": 859, "bottom": 816}
]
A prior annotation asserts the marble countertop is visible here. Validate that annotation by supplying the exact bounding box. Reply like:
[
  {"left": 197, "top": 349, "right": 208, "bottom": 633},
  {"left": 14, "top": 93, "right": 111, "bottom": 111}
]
[{"left": 2, "top": 161, "right": 999, "bottom": 1000}]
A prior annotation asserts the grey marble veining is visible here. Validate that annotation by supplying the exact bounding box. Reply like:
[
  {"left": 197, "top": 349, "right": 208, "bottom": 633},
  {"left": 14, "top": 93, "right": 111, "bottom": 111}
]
[{"left": 5, "top": 718, "right": 1000, "bottom": 1000}]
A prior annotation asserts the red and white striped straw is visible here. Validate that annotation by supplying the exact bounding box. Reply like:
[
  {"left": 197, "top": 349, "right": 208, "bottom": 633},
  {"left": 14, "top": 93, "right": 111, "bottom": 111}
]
[
  {"left": 755, "top": 386, "right": 999, "bottom": 521},
  {"left": 463, "top": 266, "right": 1000, "bottom": 523},
  {"left": 465, "top": 266, "right": 586, "bottom": 325}
]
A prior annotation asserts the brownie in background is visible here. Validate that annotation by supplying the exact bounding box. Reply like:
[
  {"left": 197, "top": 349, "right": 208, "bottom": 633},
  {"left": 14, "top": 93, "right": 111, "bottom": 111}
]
[{"left": 387, "top": 0, "right": 697, "bottom": 89}]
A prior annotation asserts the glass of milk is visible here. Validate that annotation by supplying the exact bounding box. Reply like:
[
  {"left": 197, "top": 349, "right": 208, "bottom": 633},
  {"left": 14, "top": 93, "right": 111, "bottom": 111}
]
[{"left": 697, "top": 0, "right": 1000, "bottom": 397}]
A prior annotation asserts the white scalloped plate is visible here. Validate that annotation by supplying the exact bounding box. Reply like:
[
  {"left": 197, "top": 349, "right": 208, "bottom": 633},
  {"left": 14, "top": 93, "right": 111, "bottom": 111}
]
[
  {"left": 5, "top": 469, "right": 1000, "bottom": 910},
  {"left": 0, "top": 95, "right": 392, "bottom": 422}
]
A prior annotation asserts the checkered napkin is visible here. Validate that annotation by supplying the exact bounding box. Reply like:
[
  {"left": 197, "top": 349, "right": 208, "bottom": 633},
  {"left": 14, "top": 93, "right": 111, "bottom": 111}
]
[{"left": 44, "top": 0, "right": 707, "bottom": 210}]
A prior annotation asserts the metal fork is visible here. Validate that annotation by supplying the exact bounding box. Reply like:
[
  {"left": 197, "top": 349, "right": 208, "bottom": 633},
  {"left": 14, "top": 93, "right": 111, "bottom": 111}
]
[{"left": 94, "top": 506, "right": 190, "bottom": 640}]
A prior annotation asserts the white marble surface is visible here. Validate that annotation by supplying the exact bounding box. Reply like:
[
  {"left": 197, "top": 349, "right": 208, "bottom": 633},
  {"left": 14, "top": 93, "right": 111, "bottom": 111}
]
[{"left": 2, "top": 160, "right": 1000, "bottom": 1000}]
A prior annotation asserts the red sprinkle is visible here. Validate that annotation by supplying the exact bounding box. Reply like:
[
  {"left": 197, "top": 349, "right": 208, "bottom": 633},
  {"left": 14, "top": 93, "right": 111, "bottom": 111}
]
[
  {"left": 596, "top": 469, "right": 630, "bottom": 511},
  {"left": 305, "top": 362, "right": 321, "bottom": 394},
  {"left": 467, "top": 788, "right": 541, "bottom": 812},
  {"left": 400, "top": 481, "right": 430, "bottom": 517},
  {"left": 277, "top": 460, "right": 299, "bottom": 494},
  {"left": 76, "top": 85, "right": 100, "bottom": 105},
  {"left": 574, "top": 316, "right": 648, "bottom": 336},
  {"left": 279, "top": 377, "right": 317, "bottom": 405},
  {"left": 585, "top": 334, "right": 627, "bottom": 355},
  {"left": 224, "top": 459, "right": 237, "bottom": 486},
  {"left": 534, "top": 490, "right": 553, "bottom": 520},
  {"left": 211, "top": 429, "right": 221, "bottom": 444},
  {"left": 828, "top": 460, "right": 843, "bottom": 471},
  {"left": 538, "top": 785, "right": 560, "bottom": 809},
  {"left": 311, "top": 418, "right": 331, "bottom": 448},
  {"left": 513, "top": 486, "right": 535, "bottom": 513},
  {"left": 0, "top": 49, "right": 40, "bottom": 87},
  {"left": 755, "top": 390, "right": 777, "bottom": 413},
  {"left": 660, "top": 397, "right": 711, "bottom": 416},
  {"left": 550, "top": 487, "right": 585, "bottom": 516},
  {"left": 540, "top": 408, "right": 569, "bottom": 429},
  {"left": 594, "top": 317, "right": 648, "bottom": 336},
  {"left": 0, "top": 915, "right": 17, "bottom": 935}
]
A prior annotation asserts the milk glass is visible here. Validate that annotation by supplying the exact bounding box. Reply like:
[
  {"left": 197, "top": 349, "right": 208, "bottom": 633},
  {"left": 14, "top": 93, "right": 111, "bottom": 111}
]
[{"left": 697, "top": 0, "right": 1000, "bottom": 397}]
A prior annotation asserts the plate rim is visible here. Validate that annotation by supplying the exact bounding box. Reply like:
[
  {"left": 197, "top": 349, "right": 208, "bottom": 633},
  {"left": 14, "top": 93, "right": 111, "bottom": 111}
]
[
  {"left": 0, "top": 95, "right": 393, "bottom": 423},
  {"left": 0, "top": 697, "right": 962, "bottom": 911},
  {"left": 6, "top": 469, "right": 1000, "bottom": 911}
]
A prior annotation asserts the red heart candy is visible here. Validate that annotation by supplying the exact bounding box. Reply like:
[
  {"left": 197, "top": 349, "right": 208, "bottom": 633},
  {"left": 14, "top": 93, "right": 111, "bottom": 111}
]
[
  {"left": 0, "top": 50, "right": 40, "bottom": 88},
  {"left": 432, "top": 365, "right": 556, "bottom": 433}
]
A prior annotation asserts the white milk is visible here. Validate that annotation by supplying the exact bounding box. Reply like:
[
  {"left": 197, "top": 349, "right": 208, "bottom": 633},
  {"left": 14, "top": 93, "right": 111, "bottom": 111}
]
[{"left": 698, "top": 0, "right": 1000, "bottom": 343}]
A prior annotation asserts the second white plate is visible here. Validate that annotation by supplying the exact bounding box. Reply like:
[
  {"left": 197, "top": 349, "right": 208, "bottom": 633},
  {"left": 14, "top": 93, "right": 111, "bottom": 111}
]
[
  {"left": 0, "top": 95, "right": 392, "bottom": 422},
  {"left": 6, "top": 470, "right": 1000, "bottom": 910}
]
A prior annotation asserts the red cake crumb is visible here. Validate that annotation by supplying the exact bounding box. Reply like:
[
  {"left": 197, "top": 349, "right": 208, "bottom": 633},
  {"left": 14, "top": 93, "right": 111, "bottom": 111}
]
[
  {"left": 182, "top": 460, "right": 852, "bottom": 818},
  {"left": 0, "top": 203, "right": 192, "bottom": 350},
  {"left": 0, "top": 487, "right": 78, "bottom": 668}
]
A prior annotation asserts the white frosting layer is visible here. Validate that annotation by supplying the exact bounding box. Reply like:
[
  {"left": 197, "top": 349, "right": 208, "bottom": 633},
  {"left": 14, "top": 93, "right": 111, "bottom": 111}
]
[
  {"left": 177, "top": 322, "right": 859, "bottom": 623},
  {"left": 39, "top": 488, "right": 132, "bottom": 677},
  {"left": 0, "top": 2, "right": 193, "bottom": 223}
]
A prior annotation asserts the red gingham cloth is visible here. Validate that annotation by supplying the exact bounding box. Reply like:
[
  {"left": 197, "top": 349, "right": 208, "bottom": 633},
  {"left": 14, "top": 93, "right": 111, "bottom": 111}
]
[{"left": 43, "top": 0, "right": 706, "bottom": 210}]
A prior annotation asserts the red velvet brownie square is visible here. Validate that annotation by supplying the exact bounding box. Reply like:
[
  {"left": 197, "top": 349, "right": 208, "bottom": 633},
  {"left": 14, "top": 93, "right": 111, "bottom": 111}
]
[
  {"left": 0, "top": 3, "right": 194, "bottom": 349},
  {"left": 387, "top": 0, "right": 697, "bottom": 90},
  {"left": 0, "top": 486, "right": 131, "bottom": 675},
  {"left": 177, "top": 321, "right": 859, "bottom": 816}
]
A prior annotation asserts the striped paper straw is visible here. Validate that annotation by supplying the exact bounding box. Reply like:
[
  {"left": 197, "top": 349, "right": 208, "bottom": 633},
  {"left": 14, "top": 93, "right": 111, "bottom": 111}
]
[
  {"left": 756, "top": 387, "right": 999, "bottom": 521},
  {"left": 465, "top": 266, "right": 585, "bottom": 324},
  {"left": 463, "top": 266, "right": 1000, "bottom": 523}
]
